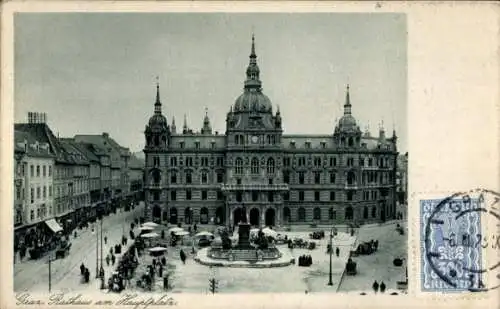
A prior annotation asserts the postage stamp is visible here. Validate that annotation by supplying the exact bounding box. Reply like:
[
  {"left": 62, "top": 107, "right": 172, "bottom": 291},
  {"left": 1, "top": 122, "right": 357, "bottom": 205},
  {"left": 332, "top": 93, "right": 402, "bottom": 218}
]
[
  {"left": 421, "top": 189, "right": 500, "bottom": 293},
  {"left": 1, "top": 1, "right": 499, "bottom": 309}
]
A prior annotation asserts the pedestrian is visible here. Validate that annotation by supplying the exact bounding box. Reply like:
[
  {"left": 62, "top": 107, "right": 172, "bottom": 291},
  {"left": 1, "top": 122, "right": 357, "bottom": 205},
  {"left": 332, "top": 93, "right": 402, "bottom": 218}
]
[
  {"left": 104, "top": 236, "right": 107, "bottom": 245},
  {"left": 336, "top": 247, "right": 340, "bottom": 257},
  {"left": 111, "top": 254, "right": 116, "bottom": 265},
  {"left": 159, "top": 264, "right": 163, "bottom": 277},
  {"left": 110, "top": 247, "right": 113, "bottom": 255},
  {"left": 161, "top": 257, "right": 166, "bottom": 266},
  {"left": 80, "top": 263, "right": 85, "bottom": 275},
  {"left": 380, "top": 281, "right": 386, "bottom": 293},
  {"left": 194, "top": 223, "right": 198, "bottom": 233},
  {"left": 153, "top": 259, "right": 157, "bottom": 267},
  {"left": 180, "top": 249, "right": 186, "bottom": 264},
  {"left": 106, "top": 254, "right": 110, "bottom": 266},
  {"left": 372, "top": 280, "right": 379, "bottom": 293}
]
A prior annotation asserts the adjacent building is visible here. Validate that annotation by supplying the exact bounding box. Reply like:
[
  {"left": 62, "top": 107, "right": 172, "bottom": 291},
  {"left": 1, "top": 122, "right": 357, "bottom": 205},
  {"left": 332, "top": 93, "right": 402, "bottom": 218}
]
[
  {"left": 144, "top": 36, "right": 399, "bottom": 227},
  {"left": 396, "top": 152, "right": 408, "bottom": 205},
  {"left": 60, "top": 139, "right": 91, "bottom": 225},
  {"left": 13, "top": 129, "right": 58, "bottom": 254}
]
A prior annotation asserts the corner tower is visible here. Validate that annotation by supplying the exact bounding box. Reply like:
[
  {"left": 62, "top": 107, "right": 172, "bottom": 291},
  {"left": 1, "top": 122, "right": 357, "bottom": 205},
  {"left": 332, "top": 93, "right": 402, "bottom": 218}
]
[{"left": 143, "top": 80, "right": 170, "bottom": 222}]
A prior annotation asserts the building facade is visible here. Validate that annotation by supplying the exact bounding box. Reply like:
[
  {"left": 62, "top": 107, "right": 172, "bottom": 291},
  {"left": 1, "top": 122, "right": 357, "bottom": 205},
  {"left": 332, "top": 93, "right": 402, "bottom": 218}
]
[
  {"left": 143, "top": 36, "right": 399, "bottom": 227},
  {"left": 60, "top": 139, "right": 91, "bottom": 225},
  {"left": 13, "top": 130, "right": 57, "bottom": 256}
]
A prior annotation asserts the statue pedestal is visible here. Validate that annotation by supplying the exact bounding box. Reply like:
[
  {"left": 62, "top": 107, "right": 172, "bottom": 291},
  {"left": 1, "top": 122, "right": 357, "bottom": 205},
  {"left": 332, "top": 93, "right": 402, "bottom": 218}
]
[{"left": 237, "top": 223, "right": 252, "bottom": 248}]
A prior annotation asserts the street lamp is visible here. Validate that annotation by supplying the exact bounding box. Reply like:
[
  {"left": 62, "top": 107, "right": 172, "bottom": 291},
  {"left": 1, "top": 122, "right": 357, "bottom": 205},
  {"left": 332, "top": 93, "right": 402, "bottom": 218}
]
[
  {"left": 95, "top": 222, "right": 99, "bottom": 278},
  {"left": 328, "top": 227, "right": 334, "bottom": 286},
  {"left": 47, "top": 254, "right": 54, "bottom": 292}
]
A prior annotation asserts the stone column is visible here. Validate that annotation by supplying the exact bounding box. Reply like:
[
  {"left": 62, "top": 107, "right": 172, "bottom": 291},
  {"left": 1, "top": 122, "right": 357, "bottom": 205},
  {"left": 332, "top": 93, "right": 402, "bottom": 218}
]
[{"left": 261, "top": 207, "right": 265, "bottom": 227}]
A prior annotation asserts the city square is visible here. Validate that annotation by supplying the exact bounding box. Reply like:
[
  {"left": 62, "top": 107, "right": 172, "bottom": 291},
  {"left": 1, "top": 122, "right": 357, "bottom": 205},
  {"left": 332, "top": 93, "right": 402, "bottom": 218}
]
[{"left": 13, "top": 13, "right": 407, "bottom": 295}]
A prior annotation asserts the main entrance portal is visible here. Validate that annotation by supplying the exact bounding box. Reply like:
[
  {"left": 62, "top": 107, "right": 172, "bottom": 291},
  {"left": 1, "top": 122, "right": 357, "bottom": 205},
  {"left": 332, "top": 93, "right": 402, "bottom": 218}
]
[
  {"left": 233, "top": 207, "right": 247, "bottom": 226},
  {"left": 265, "top": 208, "right": 276, "bottom": 227},
  {"left": 249, "top": 208, "right": 260, "bottom": 226}
]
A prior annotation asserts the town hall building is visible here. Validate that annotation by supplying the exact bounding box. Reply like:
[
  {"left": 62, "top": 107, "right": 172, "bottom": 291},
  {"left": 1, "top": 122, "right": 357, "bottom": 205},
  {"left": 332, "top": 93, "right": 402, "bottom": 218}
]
[{"left": 143, "top": 36, "right": 399, "bottom": 227}]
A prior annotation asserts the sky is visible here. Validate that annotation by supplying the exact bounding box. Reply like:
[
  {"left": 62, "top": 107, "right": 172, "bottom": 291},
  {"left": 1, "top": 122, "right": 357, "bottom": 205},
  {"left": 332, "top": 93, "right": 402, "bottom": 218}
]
[{"left": 14, "top": 13, "right": 407, "bottom": 153}]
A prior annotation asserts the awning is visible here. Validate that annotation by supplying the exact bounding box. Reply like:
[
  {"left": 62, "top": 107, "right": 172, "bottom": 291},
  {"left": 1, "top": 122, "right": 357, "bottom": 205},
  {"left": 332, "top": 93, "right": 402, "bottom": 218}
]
[{"left": 45, "top": 219, "right": 63, "bottom": 233}]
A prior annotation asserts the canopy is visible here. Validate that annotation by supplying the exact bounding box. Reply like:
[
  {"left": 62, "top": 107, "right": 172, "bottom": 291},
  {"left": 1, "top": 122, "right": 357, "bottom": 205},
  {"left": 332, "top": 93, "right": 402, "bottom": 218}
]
[
  {"left": 138, "top": 226, "right": 154, "bottom": 231},
  {"left": 195, "top": 231, "right": 214, "bottom": 237},
  {"left": 262, "top": 227, "right": 278, "bottom": 237},
  {"left": 148, "top": 246, "right": 168, "bottom": 252},
  {"left": 140, "top": 232, "right": 160, "bottom": 238},
  {"left": 142, "top": 222, "right": 159, "bottom": 228},
  {"left": 45, "top": 219, "right": 63, "bottom": 233},
  {"left": 168, "top": 227, "right": 184, "bottom": 233},
  {"left": 174, "top": 230, "right": 190, "bottom": 236}
]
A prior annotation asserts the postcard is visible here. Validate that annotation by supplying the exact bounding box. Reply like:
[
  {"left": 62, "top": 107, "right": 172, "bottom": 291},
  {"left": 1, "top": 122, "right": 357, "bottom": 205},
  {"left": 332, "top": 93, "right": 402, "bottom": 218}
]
[{"left": 1, "top": 1, "right": 498, "bottom": 309}]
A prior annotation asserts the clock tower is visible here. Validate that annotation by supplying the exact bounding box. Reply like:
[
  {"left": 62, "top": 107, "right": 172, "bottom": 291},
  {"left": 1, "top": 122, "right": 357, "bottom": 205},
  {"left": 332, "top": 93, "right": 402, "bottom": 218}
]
[{"left": 223, "top": 35, "right": 288, "bottom": 228}]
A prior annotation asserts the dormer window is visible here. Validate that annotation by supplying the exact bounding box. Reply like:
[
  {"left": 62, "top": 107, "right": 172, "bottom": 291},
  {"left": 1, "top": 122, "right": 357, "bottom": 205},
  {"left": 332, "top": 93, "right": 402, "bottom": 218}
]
[
  {"left": 195, "top": 141, "right": 200, "bottom": 149},
  {"left": 211, "top": 141, "right": 216, "bottom": 149},
  {"left": 290, "top": 141, "right": 296, "bottom": 148},
  {"left": 305, "top": 141, "right": 311, "bottom": 149},
  {"left": 179, "top": 141, "right": 185, "bottom": 149},
  {"left": 320, "top": 141, "right": 326, "bottom": 149}
]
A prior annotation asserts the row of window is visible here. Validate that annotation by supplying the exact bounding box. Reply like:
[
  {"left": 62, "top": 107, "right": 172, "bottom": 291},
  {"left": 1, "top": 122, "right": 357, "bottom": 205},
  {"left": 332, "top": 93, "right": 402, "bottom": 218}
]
[
  {"left": 234, "top": 157, "right": 275, "bottom": 175},
  {"left": 29, "top": 164, "right": 52, "bottom": 178},
  {"left": 150, "top": 155, "right": 392, "bottom": 169},
  {"left": 283, "top": 170, "right": 393, "bottom": 185},
  {"left": 152, "top": 190, "right": 225, "bottom": 201},
  {"left": 233, "top": 134, "right": 279, "bottom": 145},
  {"left": 152, "top": 190, "right": 381, "bottom": 202},
  {"left": 30, "top": 185, "right": 53, "bottom": 203}
]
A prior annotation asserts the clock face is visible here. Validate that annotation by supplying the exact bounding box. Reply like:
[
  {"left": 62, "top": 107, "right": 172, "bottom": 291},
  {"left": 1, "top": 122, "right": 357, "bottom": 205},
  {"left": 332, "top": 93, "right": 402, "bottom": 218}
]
[{"left": 251, "top": 135, "right": 259, "bottom": 143}]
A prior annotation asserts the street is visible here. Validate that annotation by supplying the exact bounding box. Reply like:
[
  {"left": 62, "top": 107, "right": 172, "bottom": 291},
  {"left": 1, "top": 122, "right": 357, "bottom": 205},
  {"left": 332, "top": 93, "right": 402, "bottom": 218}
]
[{"left": 14, "top": 202, "right": 144, "bottom": 292}]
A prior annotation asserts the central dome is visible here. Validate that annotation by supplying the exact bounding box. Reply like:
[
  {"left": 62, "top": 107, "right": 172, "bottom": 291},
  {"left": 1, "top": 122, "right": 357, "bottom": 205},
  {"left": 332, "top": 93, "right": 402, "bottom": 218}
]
[
  {"left": 234, "top": 89, "right": 272, "bottom": 113},
  {"left": 149, "top": 114, "right": 167, "bottom": 127},
  {"left": 338, "top": 114, "right": 357, "bottom": 129}
]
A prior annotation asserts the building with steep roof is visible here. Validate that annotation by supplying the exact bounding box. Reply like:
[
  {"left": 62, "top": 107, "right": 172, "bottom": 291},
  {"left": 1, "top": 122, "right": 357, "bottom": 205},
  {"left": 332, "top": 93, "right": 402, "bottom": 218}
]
[
  {"left": 143, "top": 36, "right": 399, "bottom": 227},
  {"left": 13, "top": 129, "right": 57, "bottom": 257},
  {"left": 60, "top": 138, "right": 91, "bottom": 223},
  {"left": 15, "top": 122, "right": 76, "bottom": 232}
]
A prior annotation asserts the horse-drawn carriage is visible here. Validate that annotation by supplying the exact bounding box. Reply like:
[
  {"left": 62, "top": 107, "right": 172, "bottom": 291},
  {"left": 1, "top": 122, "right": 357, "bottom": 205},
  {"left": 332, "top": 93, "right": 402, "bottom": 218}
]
[
  {"left": 351, "top": 240, "right": 378, "bottom": 257},
  {"left": 55, "top": 240, "right": 72, "bottom": 259}
]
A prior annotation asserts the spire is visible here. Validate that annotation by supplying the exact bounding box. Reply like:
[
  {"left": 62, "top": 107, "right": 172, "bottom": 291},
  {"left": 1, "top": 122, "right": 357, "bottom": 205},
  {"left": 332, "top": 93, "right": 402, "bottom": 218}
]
[
  {"left": 276, "top": 104, "right": 280, "bottom": 114},
  {"left": 202, "top": 107, "right": 212, "bottom": 134},
  {"left": 244, "top": 33, "right": 262, "bottom": 91},
  {"left": 154, "top": 76, "right": 162, "bottom": 115},
  {"left": 343, "top": 84, "right": 352, "bottom": 115},
  {"left": 171, "top": 116, "right": 177, "bottom": 133},
  {"left": 183, "top": 114, "right": 188, "bottom": 134},
  {"left": 250, "top": 33, "right": 256, "bottom": 61}
]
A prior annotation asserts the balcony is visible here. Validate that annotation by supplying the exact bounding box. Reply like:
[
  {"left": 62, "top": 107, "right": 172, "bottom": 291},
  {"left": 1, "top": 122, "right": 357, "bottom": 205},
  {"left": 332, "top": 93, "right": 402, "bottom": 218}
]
[
  {"left": 146, "top": 183, "right": 163, "bottom": 189},
  {"left": 345, "top": 182, "right": 358, "bottom": 190},
  {"left": 221, "top": 183, "right": 289, "bottom": 192}
]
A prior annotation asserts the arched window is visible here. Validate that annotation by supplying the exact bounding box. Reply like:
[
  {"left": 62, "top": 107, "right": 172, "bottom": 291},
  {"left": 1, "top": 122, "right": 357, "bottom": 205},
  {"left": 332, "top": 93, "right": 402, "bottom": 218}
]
[
  {"left": 251, "top": 157, "right": 259, "bottom": 174},
  {"left": 345, "top": 206, "right": 353, "bottom": 220},
  {"left": 151, "top": 169, "right": 161, "bottom": 184},
  {"left": 201, "top": 171, "right": 208, "bottom": 184},
  {"left": 329, "top": 208, "right": 336, "bottom": 220},
  {"left": 372, "top": 206, "right": 377, "bottom": 218},
  {"left": 185, "top": 170, "right": 192, "bottom": 184},
  {"left": 154, "top": 135, "right": 160, "bottom": 146},
  {"left": 235, "top": 158, "right": 243, "bottom": 175},
  {"left": 347, "top": 171, "right": 356, "bottom": 185},
  {"left": 200, "top": 207, "right": 209, "bottom": 224},
  {"left": 283, "top": 207, "right": 291, "bottom": 223},
  {"left": 234, "top": 135, "right": 239, "bottom": 145},
  {"left": 298, "top": 207, "right": 306, "bottom": 222},
  {"left": 170, "top": 171, "right": 177, "bottom": 184},
  {"left": 363, "top": 206, "right": 368, "bottom": 219},
  {"left": 267, "top": 157, "right": 275, "bottom": 174},
  {"left": 313, "top": 207, "right": 321, "bottom": 220},
  {"left": 348, "top": 137, "right": 354, "bottom": 146}
]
